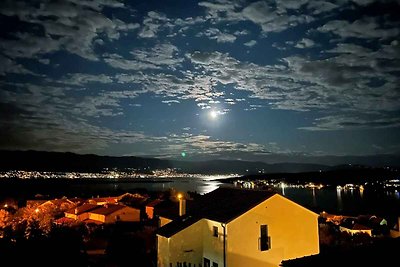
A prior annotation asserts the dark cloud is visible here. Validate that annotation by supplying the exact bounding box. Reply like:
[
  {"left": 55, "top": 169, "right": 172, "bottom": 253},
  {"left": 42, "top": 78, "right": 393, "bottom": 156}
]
[{"left": 0, "top": 0, "right": 135, "bottom": 60}]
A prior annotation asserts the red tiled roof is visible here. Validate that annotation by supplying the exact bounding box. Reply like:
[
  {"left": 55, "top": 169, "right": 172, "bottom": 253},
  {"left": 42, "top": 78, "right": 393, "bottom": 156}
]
[
  {"left": 66, "top": 203, "right": 99, "bottom": 215},
  {"left": 88, "top": 197, "right": 119, "bottom": 204},
  {"left": 88, "top": 204, "right": 131, "bottom": 216}
]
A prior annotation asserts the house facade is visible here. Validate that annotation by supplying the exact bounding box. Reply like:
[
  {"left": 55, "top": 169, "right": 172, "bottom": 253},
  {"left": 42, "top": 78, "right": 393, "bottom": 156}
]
[
  {"left": 157, "top": 187, "right": 319, "bottom": 267},
  {"left": 65, "top": 203, "right": 99, "bottom": 221},
  {"left": 65, "top": 204, "right": 140, "bottom": 224},
  {"left": 87, "top": 204, "right": 140, "bottom": 223}
]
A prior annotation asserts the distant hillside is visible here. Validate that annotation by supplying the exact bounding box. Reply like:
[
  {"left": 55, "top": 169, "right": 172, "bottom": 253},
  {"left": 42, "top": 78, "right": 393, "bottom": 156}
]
[
  {"left": 0, "top": 150, "right": 171, "bottom": 173},
  {"left": 171, "top": 159, "right": 329, "bottom": 174},
  {"left": 0, "top": 150, "right": 327, "bottom": 174},
  {"left": 0, "top": 150, "right": 396, "bottom": 175}
]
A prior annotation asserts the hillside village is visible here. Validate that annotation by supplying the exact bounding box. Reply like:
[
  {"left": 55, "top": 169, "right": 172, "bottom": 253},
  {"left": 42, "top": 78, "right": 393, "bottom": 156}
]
[{"left": 1, "top": 186, "right": 399, "bottom": 266}]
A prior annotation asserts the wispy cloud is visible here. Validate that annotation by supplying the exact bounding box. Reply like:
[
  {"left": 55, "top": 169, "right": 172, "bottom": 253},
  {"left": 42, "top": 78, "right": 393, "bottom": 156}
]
[{"left": 0, "top": 0, "right": 136, "bottom": 61}]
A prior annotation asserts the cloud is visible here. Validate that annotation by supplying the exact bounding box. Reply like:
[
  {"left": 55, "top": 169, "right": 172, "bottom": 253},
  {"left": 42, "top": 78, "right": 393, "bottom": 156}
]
[
  {"left": 318, "top": 17, "right": 399, "bottom": 40},
  {"left": 131, "top": 43, "right": 184, "bottom": 68},
  {"left": 162, "top": 100, "right": 180, "bottom": 105},
  {"left": 198, "top": 0, "right": 314, "bottom": 33},
  {"left": 185, "top": 44, "right": 400, "bottom": 126},
  {"left": 197, "top": 28, "right": 237, "bottom": 43},
  {"left": 295, "top": 38, "right": 315, "bottom": 48},
  {"left": 150, "top": 133, "right": 283, "bottom": 158},
  {"left": 60, "top": 73, "right": 113, "bottom": 86},
  {"left": 138, "top": 11, "right": 170, "bottom": 38},
  {"left": 103, "top": 53, "right": 160, "bottom": 70},
  {"left": 244, "top": 40, "right": 257, "bottom": 47},
  {"left": 0, "top": 55, "right": 36, "bottom": 76},
  {"left": 0, "top": 33, "right": 61, "bottom": 59},
  {"left": 241, "top": 1, "right": 314, "bottom": 32},
  {"left": 306, "top": 1, "right": 338, "bottom": 14},
  {"left": 0, "top": 0, "right": 136, "bottom": 61},
  {"left": 104, "top": 43, "right": 184, "bottom": 71},
  {"left": 351, "top": 0, "right": 376, "bottom": 6},
  {"left": 300, "top": 115, "right": 400, "bottom": 131}
]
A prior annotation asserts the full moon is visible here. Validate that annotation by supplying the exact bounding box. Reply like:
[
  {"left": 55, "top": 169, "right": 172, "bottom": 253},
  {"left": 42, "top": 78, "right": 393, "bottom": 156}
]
[{"left": 209, "top": 110, "right": 218, "bottom": 119}]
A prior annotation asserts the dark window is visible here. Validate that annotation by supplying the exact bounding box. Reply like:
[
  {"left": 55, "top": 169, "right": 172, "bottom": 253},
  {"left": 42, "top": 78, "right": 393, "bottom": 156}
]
[
  {"left": 213, "top": 226, "right": 218, "bottom": 237},
  {"left": 212, "top": 262, "right": 218, "bottom": 267},
  {"left": 260, "top": 224, "right": 271, "bottom": 251},
  {"left": 204, "top": 258, "right": 210, "bottom": 267}
]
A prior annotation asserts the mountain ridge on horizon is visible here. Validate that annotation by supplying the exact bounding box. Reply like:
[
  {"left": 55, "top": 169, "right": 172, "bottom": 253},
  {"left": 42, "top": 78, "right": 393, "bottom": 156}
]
[{"left": 0, "top": 150, "right": 398, "bottom": 174}]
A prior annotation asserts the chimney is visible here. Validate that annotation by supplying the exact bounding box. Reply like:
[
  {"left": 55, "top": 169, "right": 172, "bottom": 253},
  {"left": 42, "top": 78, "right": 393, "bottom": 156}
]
[{"left": 178, "top": 194, "right": 186, "bottom": 216}]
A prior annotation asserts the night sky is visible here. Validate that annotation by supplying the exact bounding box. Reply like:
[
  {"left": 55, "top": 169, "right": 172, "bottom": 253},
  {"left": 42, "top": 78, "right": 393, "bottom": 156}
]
[{"left": 1, "top": 0, "right": 399, "bottom": 164}]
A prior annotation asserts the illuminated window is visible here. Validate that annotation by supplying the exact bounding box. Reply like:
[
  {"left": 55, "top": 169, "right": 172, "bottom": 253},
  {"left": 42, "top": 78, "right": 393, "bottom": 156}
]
[
  {"left": 259, "top": 224, "right": 271, "bottom": 251},
  {"left": 213, "top": 226, "right": 218, "bottom": 237}
]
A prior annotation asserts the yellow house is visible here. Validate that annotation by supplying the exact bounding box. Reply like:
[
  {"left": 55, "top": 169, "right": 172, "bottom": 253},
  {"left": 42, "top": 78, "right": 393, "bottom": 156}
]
[
  {"left": 157, "top": 187, "right": 319, "bottom": 267},
  {"left": 65, "top": 203, "right": 140, "bottom": 224},
  {"left": 65, "top": 203, "right": 99, "bottom": 221},
  {"left": 87, "top": 204, "right": 140, "bottom": 224}
]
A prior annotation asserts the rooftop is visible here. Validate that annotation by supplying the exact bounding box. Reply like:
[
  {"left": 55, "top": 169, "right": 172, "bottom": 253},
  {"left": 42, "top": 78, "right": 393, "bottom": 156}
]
[
  {"left": 66, "top": 203, "right": 98, "bottom": 215},
  {"left": 157, "top": 187, "right": 276, "bottom": 237},
  {"left": 88, "top": 204, "right": 129, "bottom": 216}
]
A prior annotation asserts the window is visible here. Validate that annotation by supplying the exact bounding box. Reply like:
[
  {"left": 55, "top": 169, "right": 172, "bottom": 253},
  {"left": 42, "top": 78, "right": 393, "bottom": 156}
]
[
  {"left": 260, "top": 224, "right": 271, "bottom": 251},
  {"left": 213, "top": 226, "right": 218, "bottom": 237},
  {"left": 204, "top": 258, "right": 210, "bottom": 267},
  {"left": 212, "top": 262, "right": 218, "bottom": 267}
]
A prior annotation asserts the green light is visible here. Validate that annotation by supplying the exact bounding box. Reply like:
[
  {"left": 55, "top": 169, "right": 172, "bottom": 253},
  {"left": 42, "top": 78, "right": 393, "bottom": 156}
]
[{"left": 181, "top": 152, "right": 186, "bottom": 157}]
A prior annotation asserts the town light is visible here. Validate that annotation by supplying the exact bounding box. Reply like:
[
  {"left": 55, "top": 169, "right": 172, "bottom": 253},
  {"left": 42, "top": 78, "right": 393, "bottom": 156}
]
[{"left": 35, "top": 208, "right": 40, "bottom": 213}]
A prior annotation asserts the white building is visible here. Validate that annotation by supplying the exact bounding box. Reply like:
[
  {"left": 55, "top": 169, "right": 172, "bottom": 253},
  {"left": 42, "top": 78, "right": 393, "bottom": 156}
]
[{"left": 157, "top": 187, "right": 319, "bottom": 267}]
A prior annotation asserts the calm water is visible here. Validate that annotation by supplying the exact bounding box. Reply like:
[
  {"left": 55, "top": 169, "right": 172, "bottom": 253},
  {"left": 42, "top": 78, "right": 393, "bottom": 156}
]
[
  {"left": 279, "top": 186, "right": 400, "bottom": 217},
  {"left": 66, "top": 177, "right": 400, "bottom": 218}
]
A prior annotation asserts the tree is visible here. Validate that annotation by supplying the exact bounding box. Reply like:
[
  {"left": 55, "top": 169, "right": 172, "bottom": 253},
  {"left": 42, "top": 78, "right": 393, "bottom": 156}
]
[{"left": 0, "top": 209, "right": 11, "bottom": 229}]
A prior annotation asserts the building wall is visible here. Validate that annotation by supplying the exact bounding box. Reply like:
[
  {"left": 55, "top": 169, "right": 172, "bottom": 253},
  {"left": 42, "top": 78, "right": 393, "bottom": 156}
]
[
  {"left": 78, "top": 213, "right": 90, "bottom": 221},
  {"left": 202, "top": 219, "right": 224, "bottom": 266},
  {"left": 65, "top": 212, "right": 90, "bottom": 221},
  {"left": 65, "top": 213, "right": 78, "bottom": 220},
  {"left": 227, "top": 194, "right": 319, "bottom": 267},
  {"left": 146, "top": 206, "right": 154, "bottom": 219},
  {"left": 89, "top": 213, "right": 106, "bottom": 222},
  {"left": 104, "top": 207, "right": 140, "bottom": 223},
  {"left": 159, "top": 216, "right": 173, "bottom": 227},
  {"left": 86, "top": 207, "right": 140, "bottom": 223},
  {"left": 157, "top": 220, "right": 204, "bottom": 267}
]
